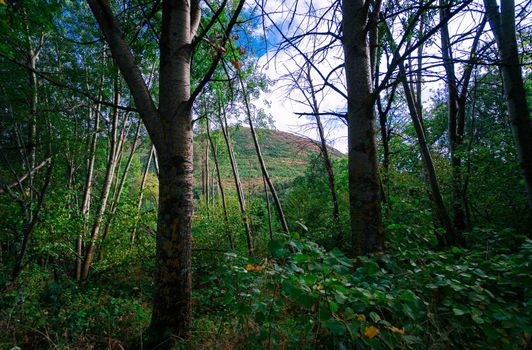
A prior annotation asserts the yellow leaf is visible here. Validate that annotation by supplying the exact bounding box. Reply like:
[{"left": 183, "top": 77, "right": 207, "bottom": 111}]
[
  {"left": 245, "top": 264, "right": 254, "bottom": 271},
  {"left": 386, "top": 325, "right": 405, "bottom": 335},
  {"left": 364, "top": 326, "right": 379, "bottom": 339},
  {"left": 0, "top": 0, "right": 5, "bottom": 5}
]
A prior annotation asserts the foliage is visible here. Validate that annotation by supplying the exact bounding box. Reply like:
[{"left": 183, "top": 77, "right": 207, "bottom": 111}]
[
  {"left": 192, "top": 229, "right": 531, "bottom": 349},
  {"left": 1, "top": 0, "right": 531, "bottom": 348}
]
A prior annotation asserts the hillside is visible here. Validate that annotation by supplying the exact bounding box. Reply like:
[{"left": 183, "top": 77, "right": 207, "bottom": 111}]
[{"left": 193, "top": 127, "right": 344, "bottom": 194}]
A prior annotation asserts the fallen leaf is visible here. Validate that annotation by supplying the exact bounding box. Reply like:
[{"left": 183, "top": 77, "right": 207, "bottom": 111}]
[
  {"left": 386, "top": 325, "right": 405, "bottom": 335},
  {"left": 364, "top": 326, "right": 379, "bottom": 339},
  {"left": 245, "top": 264, "right": 263, "bottom": 272}
]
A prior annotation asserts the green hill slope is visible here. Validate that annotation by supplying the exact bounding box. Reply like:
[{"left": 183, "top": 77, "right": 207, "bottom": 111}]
[{"left": 193, "top": 127, "right": 343, "bottom": 194}]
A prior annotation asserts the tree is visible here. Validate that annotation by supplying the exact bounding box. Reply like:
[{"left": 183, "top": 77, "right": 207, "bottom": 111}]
[
  {"left": 439, "top": 0, "right": 487, "bottom": 230},
  {"left": 237, "top": 68, "right": 290, "bottom": 235},
  {"left": 342, "top": 0, "right": 384, "bottom": 255},
  {"left": 85, "top": 0, "right": 245, "bottom": 344},
  {"left": 483, "top": 0, "right": 532, "bottom": 212}
]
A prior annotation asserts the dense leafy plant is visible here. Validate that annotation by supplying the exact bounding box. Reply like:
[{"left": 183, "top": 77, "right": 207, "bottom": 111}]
[{"left": 192, "top": 228, "right": 531, "bottom": 349}]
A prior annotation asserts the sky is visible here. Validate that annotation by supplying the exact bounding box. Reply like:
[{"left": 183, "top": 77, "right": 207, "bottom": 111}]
[
  {"left": 251, "top": 0, "right": 349, "bottom": 153},
  {"left": 247, "top": 0, "right": 531, "bottom": 154}
]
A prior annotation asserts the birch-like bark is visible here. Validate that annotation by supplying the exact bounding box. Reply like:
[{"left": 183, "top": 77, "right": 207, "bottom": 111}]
[
  {"left": 101, "top": 119, "right": 142, "bottom": 244},
  {"left": 206, "top": 118, "right": 233, "bottom": 249},
  {"left": 80, "top": 83, "right": 121, "bottom": 280},
  {"left": 262, "top": 174, "right": 273, "bottom": 241},
  {"left": 131, "top": 145, "right": 155, "bottom": 243},
  {"left": 76, "top": 97, "right": 101, "bottom": 281},
  {"left": 220, "top": 105, "right": 254, "bottom": 256}
]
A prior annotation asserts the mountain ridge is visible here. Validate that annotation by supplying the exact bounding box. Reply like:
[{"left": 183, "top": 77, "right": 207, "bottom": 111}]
[{"left": 193, "top": 127, "right": 344, "bottom": 193}]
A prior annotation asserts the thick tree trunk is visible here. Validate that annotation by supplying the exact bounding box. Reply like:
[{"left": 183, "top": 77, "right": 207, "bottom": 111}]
[
  {"left": 484, "top": 0, "right": 532, "bottom": 211},
  {"left": 87, "top": 0, "right": 243, "bottom": 343},
  {"left": 342, "top": 0, "right": 384, "bottom": 255},
  {"left": 149, "top": 141, "right": 194, "bottom": 343},
  {"left": 146, "top": 0, "right": 195, "bottom": 342}
]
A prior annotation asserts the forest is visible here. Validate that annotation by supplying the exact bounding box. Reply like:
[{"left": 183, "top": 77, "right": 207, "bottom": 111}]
[{"left": 0, "top": 0, "right": 531, "bottom": 348}]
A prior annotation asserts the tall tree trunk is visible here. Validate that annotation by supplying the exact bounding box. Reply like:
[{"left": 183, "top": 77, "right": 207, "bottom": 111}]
[
  {"left": 10, "top": 163, "right": 52, "bottom": 282},
  {"left": 342, "top": 0, "right": 384, "bottom": 255},
  {"left": 87, "top": 0, "right": 244, "bottom": 343},
  {"left": 131, "top": 145, "right": 155, "bottom": 243},
  {"left": 238, "top": 72, "right": 290, "bottom": 234},
  {"left": 77, "top": 97, "right": 101, "bottom": 281},
  {"left": 220, "top": 105, "right": 254, "bottom": 256},
  {"left": 440, "top": 0, "right": 466, "bottom": 230},
  {"left": 80, "top": 83, "right": 121, "bottom": 280},
  {"left": 206, "top": 118, "right": 233, "bottom": 249},
  {"left": 204, "top": 137, "right": 210, "bottom": 206},
  {"left": 400, "top": 63, "right": 457, "bottom": 245},
  {"left": 146, "top": 0, "right": 197, "bottom": 341},
  {"left": 100, "top": 119, "right": 142, "bottom": 245},
  {"left": 306, "top": 66, "right": 341, "bottom": 240},
  {"left": 483, "top": 0, "right": 532, "bottom": 211},
  {"left": 441, "top": 6, "right": 487, "bottom": 229},
  {"left": 262, "top": 173, "right": 273, "bottom": 241},
  {"left": 22, "top": 12, "right": 40, "bottom": 225},
  {"left": 8, "top": 30, "right": 49, "bottom": 283}
]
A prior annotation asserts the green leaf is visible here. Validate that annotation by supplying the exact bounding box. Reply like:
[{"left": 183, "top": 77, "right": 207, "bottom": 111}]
[
  {"left": 471, "top": 314, "right": 484, "bottom": 324},
  {"left": 268, "top": 239, "right": 288, "bottom": 258},
  {"left": 452, "top": 307, "right": 468, "bottom": 316},
  {"left": 319, "top": 303, "right": 332, "bottom": 322},
  {"left": 294, "top": 253, "right": 311, "bottom": 263},
  {"left": 324, "top": 320, "right": 346, "bottom": 335},
  {"left": 329, "top": 301, "right": 339, "bottom": 313},
  {"left": 369, "top": 311, "right": 381, "bottom": 323},
  {"left": 399, "top": 290, "right": 418, "bottom": 303}
]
